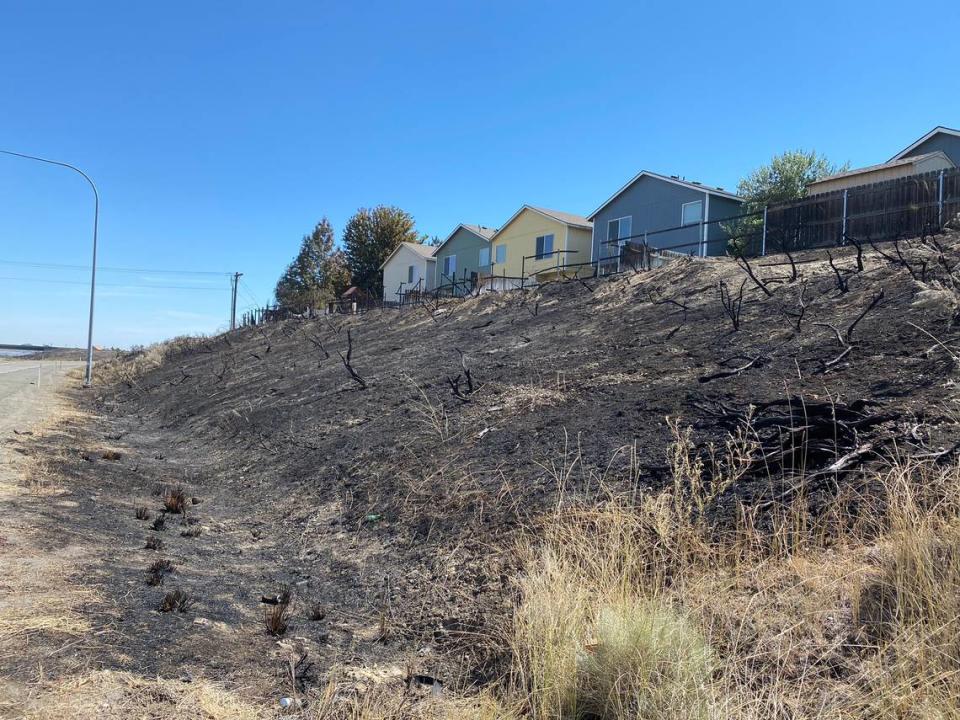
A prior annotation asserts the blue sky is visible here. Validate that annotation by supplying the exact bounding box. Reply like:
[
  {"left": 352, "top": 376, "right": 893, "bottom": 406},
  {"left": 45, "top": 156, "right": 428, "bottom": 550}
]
[{"left": 2, "top": 0, "right": 958, "bottom": 348}]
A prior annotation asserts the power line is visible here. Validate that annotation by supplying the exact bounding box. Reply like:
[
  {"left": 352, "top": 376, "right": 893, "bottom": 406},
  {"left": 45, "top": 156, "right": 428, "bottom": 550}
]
[
  {"left": 0, "top": 275, "right": 228, "bottom": 291},
  {"left": 0, "top": 258, "right": 230, "bottom": 276}
]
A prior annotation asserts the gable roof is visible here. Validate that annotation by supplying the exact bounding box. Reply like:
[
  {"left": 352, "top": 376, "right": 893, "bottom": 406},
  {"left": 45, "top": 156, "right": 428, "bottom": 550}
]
[
  {"left": 490, "top": 205, "right": 592, "bottom": 242},
  {"left": 890, "top": 126, "right": 960, "bottom": 162},
  {"left": 809, "top": 151, "right": 954, "bottom": 188},
  {"left": 432, "top": 223, "right": 497, "bottom": 255},
  {"left": 378, "top": 242, "right": 437, "bottom": 270},
  {"left": 587, "top": 170, "right": 741, "bottom": 220}
]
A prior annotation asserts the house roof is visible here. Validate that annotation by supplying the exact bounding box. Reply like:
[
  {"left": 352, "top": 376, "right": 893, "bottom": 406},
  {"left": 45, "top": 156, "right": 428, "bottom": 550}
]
[
  {"left": 587, "top": 170, "right": 741, "bottom": 220},
  {"left": 489, "top": 205, "right": 592, "bottom": 243},
  {"left": 889, "top": 126, "right": 960, "bottom": 162},
  {"left": 432, "top": 223, "right": 497, "bottom": 255},
  {"left": 378, "top": 242, "right": 438, "bottom": 270},
  {"left": 809, "top": 151, "right": 954, "bottom": 188}
]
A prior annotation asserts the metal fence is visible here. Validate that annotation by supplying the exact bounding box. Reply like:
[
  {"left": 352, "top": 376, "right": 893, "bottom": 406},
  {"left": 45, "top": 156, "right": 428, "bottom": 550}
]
[{"left": 241, "top": 167, "right": 960, "bottom": 329}]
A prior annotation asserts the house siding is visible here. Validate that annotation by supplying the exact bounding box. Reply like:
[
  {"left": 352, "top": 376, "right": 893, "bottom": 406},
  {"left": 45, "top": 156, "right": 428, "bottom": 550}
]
[
  {"left": 900, "top": 134, "right": 960, "bottom": 166},
  {"left": 591, "top": 175, "right": 740, "bottom": 260},
  {"left": 381, "top": 245, "right": 436, "bottom": 302},
  {"left": 490, "top": 209, "right": 591, "bottom": 283},
  {"left": 433, "top": 228, "right": 491, "bottom": 289}
]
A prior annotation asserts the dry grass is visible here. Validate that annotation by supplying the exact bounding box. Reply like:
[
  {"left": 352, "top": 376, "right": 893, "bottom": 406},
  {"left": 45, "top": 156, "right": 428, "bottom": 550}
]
[
  {"left": 93, "top": 335, "right": 209, "bottom": 387},
  {"left": 9, "top": 670, "right": 271, "bottom": 720},
  {"left": 162, "top": 484, "right": 188, "bottom": 514},
  {"left": 159, "top": 589, "right": 194, "bottom": 613},
  {"left": 503, "top": 418, "right": 960, "bottom": 719}
]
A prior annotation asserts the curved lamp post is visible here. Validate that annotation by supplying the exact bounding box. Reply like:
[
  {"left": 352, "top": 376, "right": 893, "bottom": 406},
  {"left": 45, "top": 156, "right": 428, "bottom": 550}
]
[{"left": 0, "top": 149, "right": 99, "bottom": 386}]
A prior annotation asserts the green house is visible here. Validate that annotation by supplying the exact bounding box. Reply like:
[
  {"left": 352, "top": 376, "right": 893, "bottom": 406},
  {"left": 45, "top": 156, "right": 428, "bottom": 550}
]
[{"left": 432, "top": 224, "right": 497, "bottom": 295}]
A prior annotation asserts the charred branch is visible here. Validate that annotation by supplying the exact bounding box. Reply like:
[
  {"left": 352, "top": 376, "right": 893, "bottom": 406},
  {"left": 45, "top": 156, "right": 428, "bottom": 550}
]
[
  {"left": 736, "top": 255, "right": 774, "bottom": 297},
  {"left": 338, "top": 329, "right": 367, "bottom": 389},
  {"left": 718, "top": 279, "right": 746, "bottom": 331}
]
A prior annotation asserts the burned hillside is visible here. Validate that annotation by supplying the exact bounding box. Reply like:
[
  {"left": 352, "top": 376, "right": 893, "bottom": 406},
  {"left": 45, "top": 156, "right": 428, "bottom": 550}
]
[{"left": 9, "top": 228, "right": 960, "bottom": 713}]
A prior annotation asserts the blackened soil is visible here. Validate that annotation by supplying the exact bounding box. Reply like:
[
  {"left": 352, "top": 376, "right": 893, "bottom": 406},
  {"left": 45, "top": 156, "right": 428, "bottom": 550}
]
[{"left": 16, "top": 230, "right": 960, "bottom": 698}]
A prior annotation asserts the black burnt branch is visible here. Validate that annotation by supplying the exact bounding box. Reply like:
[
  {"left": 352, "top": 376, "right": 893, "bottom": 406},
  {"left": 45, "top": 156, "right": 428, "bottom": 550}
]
[
  {"left": 781, "top": 281, "right": 809, "bottom": 333},
  {"left": 718, "top": 279, "right": 746, "bottom": 331},
  {"left": 446, "top": 348, "right": 476, "bottom": 402},
  {"left": 339, "top": 329, "right": 367, "bottom": 389},
  {"left": 814, "top": 287, "right": 885, "bottom": 369},
  {"left": 736, "top": 255, "right": 774, "bottom": 297},
  {"left": 827, "top": 251, "right": 850, "bottom": 294}
]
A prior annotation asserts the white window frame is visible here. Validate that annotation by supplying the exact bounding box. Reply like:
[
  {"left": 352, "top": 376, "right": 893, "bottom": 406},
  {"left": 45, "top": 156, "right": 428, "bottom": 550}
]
[
  {"left": 478, "top": 247, "right": 491, "bottom": 267},
  {"left": 535, "top": 233, "right": 554, "bottom": 260},
  {"left": 407, "top": 265, "right": 415, "bottom": 284},
  {"left": 443, "top": 254, "right": 456, "bottom": 277},
  {"left": 607, "top": 216, "right": 632, "bottom": 249},
  {"left": 495, "top": 244, "right": 507, "bottom": 264},
  {"left": 681, "top": 200, "right": 703, "bottom": 226}
]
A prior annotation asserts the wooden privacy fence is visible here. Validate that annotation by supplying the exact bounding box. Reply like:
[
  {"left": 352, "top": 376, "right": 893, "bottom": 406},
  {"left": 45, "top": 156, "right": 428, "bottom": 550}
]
[{"left": 764, "top": 167, "right": 960, "bottom": 252}]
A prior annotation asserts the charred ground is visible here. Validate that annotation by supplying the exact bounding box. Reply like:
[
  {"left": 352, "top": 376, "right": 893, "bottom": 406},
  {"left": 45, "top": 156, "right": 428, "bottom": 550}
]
[{"left": 8, "top": 228, "right": 960, "bottom": 707}]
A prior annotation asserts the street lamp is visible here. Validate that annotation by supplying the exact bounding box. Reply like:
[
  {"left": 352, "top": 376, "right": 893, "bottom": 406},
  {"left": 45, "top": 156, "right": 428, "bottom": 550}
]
[{"left": 0, "top": 149, "right": 99, "bottom": 386}]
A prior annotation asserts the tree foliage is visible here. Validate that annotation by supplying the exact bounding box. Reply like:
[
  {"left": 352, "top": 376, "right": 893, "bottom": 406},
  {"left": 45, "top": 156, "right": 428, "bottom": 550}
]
[
  {"left": 342, "top": 206, "right": 419, "bottom": 297},
  {"left": 737, "top": 149, "right": 846, "bottom": 208},
  {"left": 274, "top": 218, "right": 350, "bottom": 312},
  {"left": 726, "top": 150, "right": 848, "bottom": 255}
]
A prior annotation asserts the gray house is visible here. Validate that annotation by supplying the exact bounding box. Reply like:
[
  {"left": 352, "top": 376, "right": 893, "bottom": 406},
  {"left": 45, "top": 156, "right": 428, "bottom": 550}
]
[
  {"left": 432, "top": 224, "right": 497, "bottom": 293},
  {"left": 588, "top": 171, "right": 743, "bottom": 268},
  {"left": 890, "top": 126, "right": 960, "bottom": 166}
]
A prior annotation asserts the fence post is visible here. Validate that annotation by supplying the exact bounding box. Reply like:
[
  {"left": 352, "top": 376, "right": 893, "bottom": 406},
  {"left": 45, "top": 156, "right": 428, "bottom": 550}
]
[
  {"left": 841, "top": 188, "right": 849, "bottom": 243},
  {"left": 939, "top": 169, "right": 946, "bottom": 228},
  {"left": 761, "top": 206, "right": 768, "bottom": 256}
]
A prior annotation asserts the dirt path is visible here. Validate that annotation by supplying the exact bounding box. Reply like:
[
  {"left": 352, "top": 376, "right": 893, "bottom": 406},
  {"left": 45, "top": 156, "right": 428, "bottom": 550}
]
[{"left": 0, "top": 363, "right": 97, "bottom": 716}]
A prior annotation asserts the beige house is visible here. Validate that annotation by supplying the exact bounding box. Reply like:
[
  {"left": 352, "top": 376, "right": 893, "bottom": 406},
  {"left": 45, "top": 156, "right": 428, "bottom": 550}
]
[
  {"left": 379, "top": 242, "right": 436, "bottom": 303},
  {"left": 808, "top": 151, "right": 954, "bottom": 195}
]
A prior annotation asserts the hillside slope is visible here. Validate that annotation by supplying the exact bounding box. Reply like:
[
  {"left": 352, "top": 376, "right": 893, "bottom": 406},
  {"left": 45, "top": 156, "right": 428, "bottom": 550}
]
[{"left": 10, "top": 229, "right": 960, "bottom": 716}]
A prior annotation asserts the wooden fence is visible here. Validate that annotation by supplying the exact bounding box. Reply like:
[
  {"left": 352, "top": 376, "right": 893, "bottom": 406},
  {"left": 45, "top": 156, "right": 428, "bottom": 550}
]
[{"left": 764, "top": 166, "right": 960, "bottom": 252}]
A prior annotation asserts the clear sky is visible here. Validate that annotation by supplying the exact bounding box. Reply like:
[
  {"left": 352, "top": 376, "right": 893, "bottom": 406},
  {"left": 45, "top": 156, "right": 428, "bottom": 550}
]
[{"left": 2, "top": 0, "right": 958, "bottom": 348}]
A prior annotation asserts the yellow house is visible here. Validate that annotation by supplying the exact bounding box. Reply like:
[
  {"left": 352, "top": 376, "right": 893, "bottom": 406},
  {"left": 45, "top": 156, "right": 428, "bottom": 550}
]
[{"left": 485, "top": 205, "right": 593, "bottom": 289}]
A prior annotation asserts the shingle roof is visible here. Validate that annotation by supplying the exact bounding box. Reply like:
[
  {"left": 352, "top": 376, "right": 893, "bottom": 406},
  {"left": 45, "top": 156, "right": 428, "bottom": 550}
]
[
  {"left": 809, "top": 151, "right": 953, "bottom": 186},
  {"left": 587, "top": 170, "right": 741, "bottom": 220},
  {"left": 889, "top": 126, "right": 960, "bottom": 162},
  {"left": 525, "top": 206, "right": 593, "bottom": 229},
  {"left": 378, "top": 242, "right": 438, "bottom": 270},
  {"left": 460, "top": 224, "right": 497, "bottom": 240},
  {"left": 400, "top": 242, "right": 437, "bottom": 259}
]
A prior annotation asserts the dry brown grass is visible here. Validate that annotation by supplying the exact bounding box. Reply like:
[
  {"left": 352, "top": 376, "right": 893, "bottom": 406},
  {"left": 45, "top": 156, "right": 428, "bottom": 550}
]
[
  {"left": 503, "top": 417, "right": 960, "bottom": 719},
  {"left": 8, "top": 670, "right": 272, "bottom": 720},
  {"left": 92, "top": 335, "right": 210, "bottom": 388}
]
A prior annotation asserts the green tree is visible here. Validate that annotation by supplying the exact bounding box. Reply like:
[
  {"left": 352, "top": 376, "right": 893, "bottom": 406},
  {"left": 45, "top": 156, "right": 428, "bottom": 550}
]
[
  {"left": 274, "top": 218, "right": 349, "bottom": 312},
  {"left": 342, "top": 206, "right": 419, "bottom": 297},
  {"left": 726, "top": 150, "right": 847, "bottom": 254}
]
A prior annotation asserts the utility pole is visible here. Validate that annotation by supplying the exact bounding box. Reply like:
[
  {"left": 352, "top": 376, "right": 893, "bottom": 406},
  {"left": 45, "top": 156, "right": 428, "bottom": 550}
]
[{"left": 230, "top": 272, "right": 243, "bottom": 331}]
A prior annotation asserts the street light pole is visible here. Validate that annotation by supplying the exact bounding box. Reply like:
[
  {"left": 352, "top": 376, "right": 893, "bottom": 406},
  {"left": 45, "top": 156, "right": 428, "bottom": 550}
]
[{"left": 0, "top": 149, "right": 99, "bottom": 386}]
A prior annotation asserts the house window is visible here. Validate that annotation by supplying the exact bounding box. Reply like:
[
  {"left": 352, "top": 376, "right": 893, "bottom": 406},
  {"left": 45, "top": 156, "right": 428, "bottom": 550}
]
[
  {"left": 495, "top": 244, "right": 507, "bottom": 264},
  {"left": 681, "top": 200, "right": 703, "bottom": 226},
  {"left": 535, "top": 234, "right": 554, "bottom": 259},
  {"left": 442, "top": 254, "right": 456, "bottom": 277},
  {"left": 479, "top": 247, "right": 491, "bottom": 267},
  {"left": 407, "top": 265, "right": 415, "bottom": 283},
  {"left": 607, "top": 217, "right": 632, "bottom": 246}
]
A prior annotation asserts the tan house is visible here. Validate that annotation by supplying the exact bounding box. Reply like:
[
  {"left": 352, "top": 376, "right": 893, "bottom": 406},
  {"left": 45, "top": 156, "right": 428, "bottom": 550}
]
[
  {"left": 807, "top": 151, "right": 954, "bottom": 195},
  {"left": 486, "top": 205, "right": 593, "bottom": 290}
]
